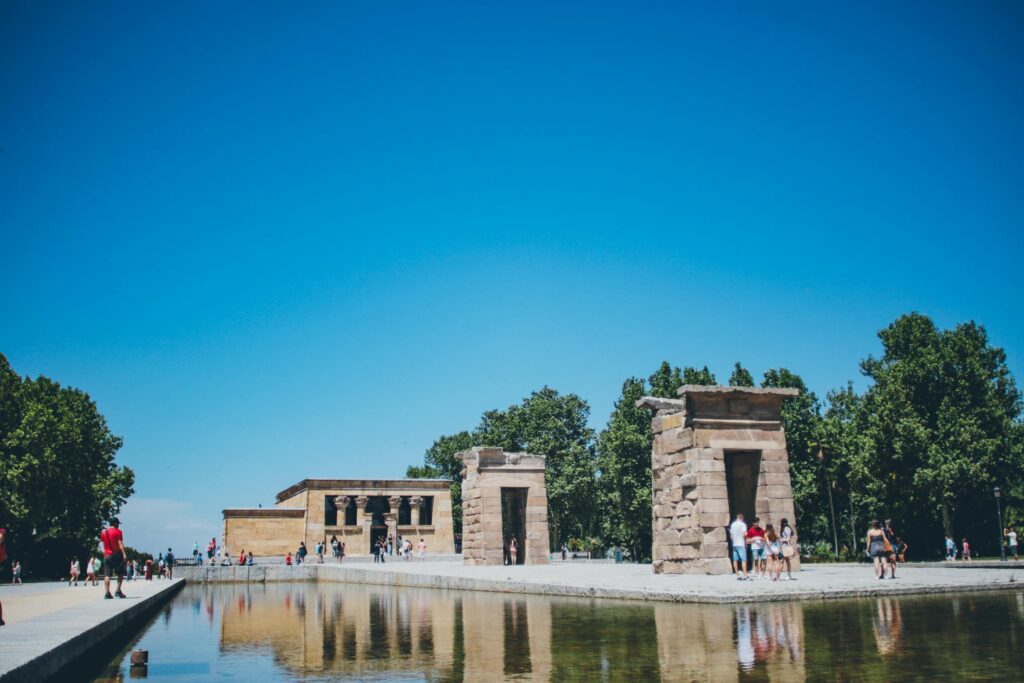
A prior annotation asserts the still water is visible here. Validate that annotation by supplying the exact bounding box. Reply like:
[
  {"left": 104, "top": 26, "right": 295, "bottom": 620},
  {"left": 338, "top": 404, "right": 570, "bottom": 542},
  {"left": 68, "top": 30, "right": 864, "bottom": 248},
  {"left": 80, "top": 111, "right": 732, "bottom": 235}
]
[{"left": 89, "top": 582, "right": 1024, "bottom": 682}]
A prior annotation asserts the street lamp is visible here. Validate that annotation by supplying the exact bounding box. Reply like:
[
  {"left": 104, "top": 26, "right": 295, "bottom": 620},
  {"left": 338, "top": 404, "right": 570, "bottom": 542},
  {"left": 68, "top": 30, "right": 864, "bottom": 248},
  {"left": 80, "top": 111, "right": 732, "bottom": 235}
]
[{"left": 995, "top": 486, "right": 1006, "bottom": 562}]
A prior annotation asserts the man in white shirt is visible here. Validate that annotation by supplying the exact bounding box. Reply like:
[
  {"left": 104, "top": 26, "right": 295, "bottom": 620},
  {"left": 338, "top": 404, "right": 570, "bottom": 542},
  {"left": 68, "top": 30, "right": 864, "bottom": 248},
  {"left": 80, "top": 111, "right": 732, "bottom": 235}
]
[
  {"left": 1007, "top": 528, "right": 1018, "bottom": 561},
  {"left": 729, "top": 513, "right": 749, "bottom": 580}
]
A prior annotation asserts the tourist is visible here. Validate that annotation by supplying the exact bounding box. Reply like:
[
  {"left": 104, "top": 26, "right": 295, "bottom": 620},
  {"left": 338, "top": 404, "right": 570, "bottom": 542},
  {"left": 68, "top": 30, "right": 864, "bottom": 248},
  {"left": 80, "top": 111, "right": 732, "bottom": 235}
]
[
  {"left": 379, "top": 538, "right": 387, "bottom": 563},
  {"left": 729, "top": 513, "right": 749, "bottom": 580},
  {"left": 239, "top": 548, "right": 246, "bottom": 565},
  {"left": 745, "top": 518, "right": 766, "bottom": 579},
  {"left": 196, "top": 552, "right": 203, "bottom": 566},
  {"left": 1009, "top": 528, "right": 1019, "bottom": 561},
  {"left": 418, "top": 538, "right": 427, "bottom": 561},
  {"left": 315, "top": 540, "right": 324, "bottom": 564},
  {"left": 510, "top": 536, "right": 519, "bottom": 566},
  {"left": 0, "top": 524, "right": 6, "bottom": 626},
  {"left": 221, "top": 549, "right": 232, "bottom": 566},
  {"left": 779, "top": 519, "right": 796, "bottom": 580},
  {"left": 208, "top": 537, "right": 216, "bottom": 560},
  {"left": 339, "top": 542, "right": 346, "bottom": 563},
  {"left": 561, "top": 543, "right": 568, "bottom": 561},
  {"left": 896, "top": 537, "right": 908, "bottom": 563},
  {"left": 404, "top": 537, "right": 413, "bottom": 561},
  {"left": 945, "top": 535, "right": 957, "bottom": 560},
  {"left": 764, "top": 524, "right": 782, "bottom": 581},
  {"left": 11, "top": 560, "right": 21, "bottom": 585},
  {"left": 388, "top": 534, "right": 394, "bottom": 556},
  {"left": 396, "top": 534, "right": 403, "bottom": 557},
  {"left": 454, "top": 533, "right": 462, "bottom": 554},
  {"left": 70, "top": 556, "right": 81, "bottom": 586},
  {"left": 962, "top": 538, "right": 971, "bottom": 561},
  {"left": 166, "top": 548, "right": 175, "bottom": 580},
  {"left": 285, "top": 552, "right": 292, "bottom": 566},
  {"left": 126, "top": 559, "right": 135, "bottom": 581},
  {"left": 884, "top": 519, "right": 898, "bottom": 578},
  {"left": 85, "top": 555, "right": 98, "bottom": 585},
  {"left": 298, "top": 541, "right": 308, "bottom": 565},
  {"left": 100, "top": 517, "right": 127, "bottom": 599},
  {"left": 331, "top": 535, "right": 340, "bottom": 560},
  {"left": 867, "top": 520, "right": 888, "bottom": 579},
  {"left": 144, "top": 558, "right": 153, "bottom": 580},
  {"left": 193, "top": 540, "right": 199, "bottom": 560},
  {"left": 247, "top": 551, "right": 253, "bottom": 566}
]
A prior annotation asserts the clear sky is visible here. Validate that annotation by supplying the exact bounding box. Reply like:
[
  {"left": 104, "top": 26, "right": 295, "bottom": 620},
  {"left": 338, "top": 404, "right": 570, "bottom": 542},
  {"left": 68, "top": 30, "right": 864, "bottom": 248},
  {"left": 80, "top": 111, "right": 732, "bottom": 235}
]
[{"left": 2, "top": 1, "right": 1022, "bottom": 555}]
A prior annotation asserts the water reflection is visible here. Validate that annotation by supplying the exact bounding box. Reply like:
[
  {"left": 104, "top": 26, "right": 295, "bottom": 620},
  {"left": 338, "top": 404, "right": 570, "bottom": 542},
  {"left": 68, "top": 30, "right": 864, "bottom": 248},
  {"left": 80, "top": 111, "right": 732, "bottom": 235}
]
[{"left": 94, "top": 583, "right": 1024, "bottom": 682}]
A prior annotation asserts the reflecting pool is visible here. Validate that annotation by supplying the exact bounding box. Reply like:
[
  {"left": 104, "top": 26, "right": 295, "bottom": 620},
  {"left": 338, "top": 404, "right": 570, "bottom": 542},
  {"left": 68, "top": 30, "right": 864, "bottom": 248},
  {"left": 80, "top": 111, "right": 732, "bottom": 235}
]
[{"left": 89, "top": 583, "right": 1024, "bottom": 682}]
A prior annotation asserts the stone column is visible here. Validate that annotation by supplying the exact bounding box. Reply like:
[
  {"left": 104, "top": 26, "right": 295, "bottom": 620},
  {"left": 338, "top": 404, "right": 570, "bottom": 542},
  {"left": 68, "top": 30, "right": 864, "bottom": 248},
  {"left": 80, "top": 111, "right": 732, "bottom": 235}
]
[
  {"left": 387, "top": 495, "right": 401, "bottom": 548},
  {"left": 409, "top": 496, "right": 423, "bottom": 526},
  {"left": 334, "top": 496, "right": 350, "bottom": 526},
  {"left": 356, "top": 496, "right": 370, "bottom": 552}
]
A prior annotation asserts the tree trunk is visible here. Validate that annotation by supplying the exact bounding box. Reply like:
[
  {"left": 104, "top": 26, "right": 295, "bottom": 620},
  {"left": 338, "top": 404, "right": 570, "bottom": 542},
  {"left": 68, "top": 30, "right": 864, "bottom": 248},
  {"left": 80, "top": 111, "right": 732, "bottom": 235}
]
[{"left": 941, "top": 499, "right": 954, "bottom": 538}]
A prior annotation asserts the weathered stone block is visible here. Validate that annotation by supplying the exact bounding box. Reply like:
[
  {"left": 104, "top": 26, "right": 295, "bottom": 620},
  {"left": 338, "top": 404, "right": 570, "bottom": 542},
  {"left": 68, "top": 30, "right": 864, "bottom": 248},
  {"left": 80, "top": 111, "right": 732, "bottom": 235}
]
[
  {"left": 664, "top": 544, "right": 700, "bottom": 560},
  {"left": 699, "top": 498, "right": 730, "bottom": 514},
  {"left": 679, "top": 528, "right": 702, "bottom": 544},
  {"left": 660, "top": 427, "right": 694, "bottom": 454},
  {"left": 700, "top": 542, "right": 729, "bottom": 558},
  {"left": 703, "top": 527, "right": 727, "bottom": 544}
]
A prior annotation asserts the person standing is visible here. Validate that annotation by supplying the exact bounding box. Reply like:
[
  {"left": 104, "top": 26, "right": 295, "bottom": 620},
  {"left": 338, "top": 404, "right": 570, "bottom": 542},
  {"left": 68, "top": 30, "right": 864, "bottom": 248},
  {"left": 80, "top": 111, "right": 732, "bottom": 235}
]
[
  {"left": 100, "top": 517, "right": 127, "bottom": 599},
  {"left": 764, "top": 524, "right": 782, "bottom": 581},
  {"left": 12, "top": 560, "right": 22, "bottom": 585},
  {"left": 339, "top": 542, "right": 346, "bottom": 564},
  {"left": 165, "top": 548, "right": 175, "bottom": 580},
  {"left": 945, "top": 535, "right": 957, "bottom": 560},
  {"left": 70, "top": 556, "right": 81, "bottom": 586},
  {"left": 246, "top": 551, "right": 254, "bottom": 566},
  {"left": 883, "top": 519, "right": 898, "bottom": 579},
  {"left": 867, "top": 520, "right": 888, "bottom": 579},
  {"left": 285, "top": 552, "right": 292, "bottom": 566},
  {"left": 729, "top": 513, "right": 749, "bottom": 580},
  {"left": 1008, "top": 528, "right": 1019, "bottom": 561},
  {"left": 962, "top": 538, "right": 971, "bottom": 561},
  {"left": 509, "top": 536, "right": 519, "bottom": 566},
  {"left": 779, "top": 519, "right": 797, "bottom": 581},
  {"left": 745, "top": 518, "right": 766, "bottom": 580},
  {"left": 418, "top": 538, "right": 427, "bottom": 561}
]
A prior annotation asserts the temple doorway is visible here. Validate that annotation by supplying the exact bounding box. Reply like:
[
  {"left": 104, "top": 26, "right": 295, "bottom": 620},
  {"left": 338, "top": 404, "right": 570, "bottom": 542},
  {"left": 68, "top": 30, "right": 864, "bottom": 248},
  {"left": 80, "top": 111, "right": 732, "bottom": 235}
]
[
  {"left": 501, "top": 487, "right": 528, "bottom": 565},
  {"left": 725, "top": 451, "right": 761, "bottom": 525}
]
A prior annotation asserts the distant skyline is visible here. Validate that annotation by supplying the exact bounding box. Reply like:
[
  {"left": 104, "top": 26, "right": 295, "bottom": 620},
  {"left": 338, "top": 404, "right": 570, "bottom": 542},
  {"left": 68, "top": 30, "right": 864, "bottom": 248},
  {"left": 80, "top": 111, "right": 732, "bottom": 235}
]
[{"left": 3, "top": 1, "right": 1023, "bottom": 554}]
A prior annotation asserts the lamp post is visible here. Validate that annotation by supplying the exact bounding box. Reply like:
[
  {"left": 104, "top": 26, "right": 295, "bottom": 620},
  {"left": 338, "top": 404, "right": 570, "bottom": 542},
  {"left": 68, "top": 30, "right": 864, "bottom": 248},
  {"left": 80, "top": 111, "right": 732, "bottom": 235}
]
[{"left": 995, "top": 486, "right": 1006, "bottom": 562}]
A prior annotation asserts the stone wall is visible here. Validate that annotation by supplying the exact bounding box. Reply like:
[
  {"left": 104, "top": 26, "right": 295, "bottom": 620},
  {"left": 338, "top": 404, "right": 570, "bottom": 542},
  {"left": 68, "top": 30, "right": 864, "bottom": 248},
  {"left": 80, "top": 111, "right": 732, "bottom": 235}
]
[
  {"left": 640, "top": 386, "right": 801, "bottom": 575},
  {"left": 223, "top": 509, "right": 306, "bottom": 558},
  {"left": 459, "top": 447, "right": 550, "bottom": 565}
]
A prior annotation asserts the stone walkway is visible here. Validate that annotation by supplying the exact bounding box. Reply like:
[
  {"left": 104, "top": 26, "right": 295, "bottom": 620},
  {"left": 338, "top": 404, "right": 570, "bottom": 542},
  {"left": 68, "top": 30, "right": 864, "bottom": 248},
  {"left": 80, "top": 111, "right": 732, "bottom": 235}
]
[
  {"left": 0, "top": 578, "right": 184, "bottom": 682},
  {"left": 181, "top": 559, "right": 1024, "bottom": 604}
]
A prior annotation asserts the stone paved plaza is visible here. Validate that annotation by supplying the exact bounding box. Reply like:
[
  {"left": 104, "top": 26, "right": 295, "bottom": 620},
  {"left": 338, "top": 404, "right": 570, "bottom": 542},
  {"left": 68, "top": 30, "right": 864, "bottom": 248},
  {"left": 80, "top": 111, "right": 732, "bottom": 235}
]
[{"left": 181, "top": 559, "right": 1024, "bottom": 604}]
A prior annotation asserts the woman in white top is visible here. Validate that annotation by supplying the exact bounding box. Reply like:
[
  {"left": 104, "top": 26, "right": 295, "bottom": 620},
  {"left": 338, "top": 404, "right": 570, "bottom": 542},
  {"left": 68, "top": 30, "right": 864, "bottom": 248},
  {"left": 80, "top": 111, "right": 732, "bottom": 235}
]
[
  {"left": 69, "top": 557, "right": 81, "bottom": 586},
  {"left": 779, "top": 519, "right": 796, "bottom": 581}
]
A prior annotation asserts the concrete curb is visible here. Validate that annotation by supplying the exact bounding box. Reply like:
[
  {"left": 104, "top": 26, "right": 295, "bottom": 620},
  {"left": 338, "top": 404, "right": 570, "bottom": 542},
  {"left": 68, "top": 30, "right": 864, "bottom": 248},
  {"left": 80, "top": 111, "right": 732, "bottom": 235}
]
[
  {"left": 176, "top": 564, "right": 1024, "bottom": 605},
  {"left": 0, "top": 578, "right": 185, "bottom": 683}
]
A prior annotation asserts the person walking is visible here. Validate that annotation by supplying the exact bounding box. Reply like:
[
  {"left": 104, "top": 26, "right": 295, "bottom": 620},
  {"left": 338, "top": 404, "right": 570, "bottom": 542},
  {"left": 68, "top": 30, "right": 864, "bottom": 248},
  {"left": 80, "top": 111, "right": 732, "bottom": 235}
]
[
  {"left": 418, "top": 538, "right": 427, "bottom": 561},
  {"left": 509, "top": 536, "right": 519, "bottom": 566},
  {"left": 372, "top": 539, "right": 380, "bottom": 563},
  {"left": 247, "top": 551, "right": 254, "bottom": 566},
  {"left": 867, "top": 520, "right": 888, "bottom": 579},
  {"left": 729, "top": 513, "right": 749, "bottom": 580},
  {"left": 962, "top": 538, "right": 971, "bottom": 561},
  {"left": 339, "top": 542, "right": 346, "bottom": 564},
  {"left": 239, "top": 549, "right": 246, "bottom": 566},
  {"left": 945, "top": 535, "right": 957, "bottom": 560},
  {"left": 69, "top": 556, "right": 81, "bottom": 586},
  {"left": 12, "top": 560, "right": 22, "bottom": 585},
  {"left": 86, "top": 555, "right": 99, "bottom": 585},
  {"left": 779, "top": 519, "right": 797, "bottom": 580},
  {"left": 100, "top": 517, "right": 127, "bottom": 599},
  {"left": 165, "top": 548, "right": 175, "bottom": 580},
  {"left": 1008, "top": 528, "right": 1019, "bottom": 561},
  {"left": 884, "top": 519, "right": 898, "bottom": 579}
]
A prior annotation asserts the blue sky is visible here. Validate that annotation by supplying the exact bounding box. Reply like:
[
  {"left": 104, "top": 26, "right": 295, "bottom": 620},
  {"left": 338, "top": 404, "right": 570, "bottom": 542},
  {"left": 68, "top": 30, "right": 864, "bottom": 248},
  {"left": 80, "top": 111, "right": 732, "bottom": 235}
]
[{"left": 2, "top": 1, "right": 1022, "bottom": 555}]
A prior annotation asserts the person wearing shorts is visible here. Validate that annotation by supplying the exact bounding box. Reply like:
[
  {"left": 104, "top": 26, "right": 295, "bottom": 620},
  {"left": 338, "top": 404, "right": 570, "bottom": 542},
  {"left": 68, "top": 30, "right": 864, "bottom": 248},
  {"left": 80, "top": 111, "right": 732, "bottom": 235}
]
[
  {"left": 745, "top": 518, "right": 767, "bottom": 579},
  {"left": 729, "top": 513, "right": 749, "bottom": 580},
  {"left": 100, "top": 517, "right": 127, "bottom": 599}
]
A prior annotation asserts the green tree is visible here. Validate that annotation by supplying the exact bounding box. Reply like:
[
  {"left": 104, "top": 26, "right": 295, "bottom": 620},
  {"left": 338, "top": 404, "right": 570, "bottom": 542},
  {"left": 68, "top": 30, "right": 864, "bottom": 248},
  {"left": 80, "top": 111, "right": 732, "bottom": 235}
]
[
  {"left": 855, "top": 314, "right": 1023, "bottom": 555},
  {"left": 682, "top": 366, "right": 717, "bottom": 385},
  {"left": 761, "top": 367, "right": 824, "bottom": 545},
  {"left": 648, "top": 362, "right": 682, "bottom": 398},
  {"left": 729, "top": 362, "right": 755, "bottom": 387},
  {"left": 406, "top": 431, "right": 474, "bottom": 531},
  {"left": 595, "top": 377, "right": 653, "bottom": 560},
  {"left": 0, "top": 354, "right": 134, "bottom": 577}
]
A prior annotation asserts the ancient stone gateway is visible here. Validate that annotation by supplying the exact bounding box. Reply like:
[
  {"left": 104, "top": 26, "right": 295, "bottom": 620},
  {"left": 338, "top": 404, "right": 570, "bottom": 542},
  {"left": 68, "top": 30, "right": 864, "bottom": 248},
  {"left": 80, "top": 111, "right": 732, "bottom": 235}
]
[
  {"left": 638, "top": 385, "right": 800, "bottom": 575},
  {"left": 458, "top": 447, "right": 550, "bottom": 565}
]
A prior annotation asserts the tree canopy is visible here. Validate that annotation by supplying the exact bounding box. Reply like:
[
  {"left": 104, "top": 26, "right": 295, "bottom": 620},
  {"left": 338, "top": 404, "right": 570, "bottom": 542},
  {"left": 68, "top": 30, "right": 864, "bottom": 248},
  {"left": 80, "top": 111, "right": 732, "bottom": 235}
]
[{"left": 0, "top": 354, "right": 134, "bottom": 576}]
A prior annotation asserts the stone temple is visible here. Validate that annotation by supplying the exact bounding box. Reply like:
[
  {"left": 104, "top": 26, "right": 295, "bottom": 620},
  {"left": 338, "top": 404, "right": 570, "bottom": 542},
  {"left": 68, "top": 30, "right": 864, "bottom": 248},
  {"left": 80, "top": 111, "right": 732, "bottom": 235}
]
[
  {"left": 638, "top": 385, "right": 801, "bottom": 575},
  {"left": 458, "top": 447, "right": 550, "bottom": 565},
  {"left": 223, "top": 479, "right": 456, "bottom": 557}
]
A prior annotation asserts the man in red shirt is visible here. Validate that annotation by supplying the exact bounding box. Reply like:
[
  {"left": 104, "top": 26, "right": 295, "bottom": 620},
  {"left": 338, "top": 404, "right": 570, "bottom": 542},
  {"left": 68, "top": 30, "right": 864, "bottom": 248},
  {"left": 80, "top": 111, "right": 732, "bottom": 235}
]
[
  {"left": 745, "top": 517, "right": 767, "bottom": 580},
  {"left": 100, "top": 517, "right": 127, "bottom": 599}
]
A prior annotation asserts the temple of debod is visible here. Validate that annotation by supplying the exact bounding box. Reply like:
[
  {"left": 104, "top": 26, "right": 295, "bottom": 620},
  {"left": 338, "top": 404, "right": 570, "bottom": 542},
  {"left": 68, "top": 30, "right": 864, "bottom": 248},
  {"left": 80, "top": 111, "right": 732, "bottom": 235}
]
[
  {"left": 223, "top": 479, "right": 456, "bottom": 557},
  {"left": 222, "top": 385, "right": 800, "bottom": 575}
]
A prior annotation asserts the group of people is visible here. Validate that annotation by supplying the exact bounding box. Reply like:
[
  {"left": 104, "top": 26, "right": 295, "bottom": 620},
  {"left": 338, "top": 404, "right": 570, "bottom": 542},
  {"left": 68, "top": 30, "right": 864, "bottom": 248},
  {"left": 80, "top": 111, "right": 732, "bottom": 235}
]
[
  {"left": 866, "top": 519, "right": 906, "bottom": 579},
  {"left": 729, "top": 514, "right": 796, "bottom": 581},
  {"left": 371, "top": 534, "right": 427, "bottom": 562}
]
